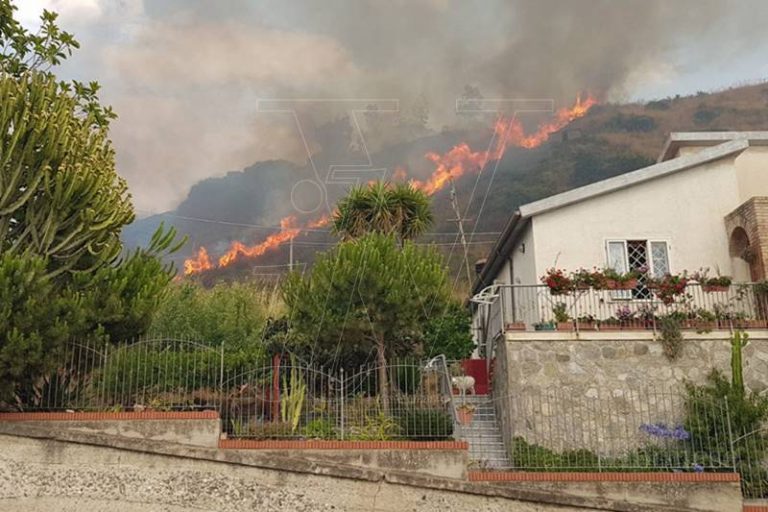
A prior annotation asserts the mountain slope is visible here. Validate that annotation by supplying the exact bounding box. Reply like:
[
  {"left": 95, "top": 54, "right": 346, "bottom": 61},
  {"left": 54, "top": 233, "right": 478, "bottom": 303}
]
[{"left": 123, "top": 82, "right": 768, "bottom": 283}]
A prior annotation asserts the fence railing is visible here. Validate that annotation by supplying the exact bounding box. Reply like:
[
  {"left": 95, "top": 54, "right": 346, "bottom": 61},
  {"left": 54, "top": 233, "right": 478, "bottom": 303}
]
[
  {"left": 477, "top": 385, "right": 768, "bottom": 499},
  {"left": 472, "top": 282, "right": 768, "bottom": 340},
  {"left": 7, "top": 336, "right": 768, "bottom": 499},
  {"left": 4, "top": 338, "right": 458, "bottom": 442}
]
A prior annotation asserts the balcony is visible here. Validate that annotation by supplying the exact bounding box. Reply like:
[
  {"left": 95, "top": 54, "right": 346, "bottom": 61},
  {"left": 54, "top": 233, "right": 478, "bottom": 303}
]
[{"left": 473, "top": 282, "right": 768, "bottom": 340}]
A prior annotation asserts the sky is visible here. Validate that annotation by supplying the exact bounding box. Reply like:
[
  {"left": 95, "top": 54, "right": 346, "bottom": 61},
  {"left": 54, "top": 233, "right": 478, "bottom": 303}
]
[{"left": 16, "top": 0, "right": 768, "bottom": 214}]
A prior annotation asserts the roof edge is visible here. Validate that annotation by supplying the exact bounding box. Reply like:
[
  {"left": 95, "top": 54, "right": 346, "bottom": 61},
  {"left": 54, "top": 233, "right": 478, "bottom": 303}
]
[
  {"left": 519, "top": 139, "right": 748, "bottom": 219},
  {"left": 658, "top": 131, "right": 768, "bottom": 162},
  {"left": 471, "top": 212, "right": 527, "bottom": 295}
]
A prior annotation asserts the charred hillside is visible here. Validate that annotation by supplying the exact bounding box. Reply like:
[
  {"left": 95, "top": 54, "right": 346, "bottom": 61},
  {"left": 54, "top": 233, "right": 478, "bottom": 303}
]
[{"left": 122, "top": 82, "right": 768, "bottom": 284}]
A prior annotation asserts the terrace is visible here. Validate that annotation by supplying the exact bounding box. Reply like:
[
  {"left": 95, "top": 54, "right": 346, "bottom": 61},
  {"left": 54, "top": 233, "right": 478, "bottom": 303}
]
[{"left": 473, "top": 272, "right": 768, "bottom": 342}]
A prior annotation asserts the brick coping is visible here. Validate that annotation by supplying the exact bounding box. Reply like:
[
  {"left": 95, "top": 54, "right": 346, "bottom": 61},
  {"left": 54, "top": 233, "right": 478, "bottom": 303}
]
[
  {"left": 220, "top": 439, "right": 468, "bottom": 450},
  {"left": 744, "top": 506, "right": 768, "bottom": 512},
  {"left": 0, "top": 411, "right": 219, "bottom": 421},
  {"left": 468, "top": 471, "right": 740, "bottom": 483}
]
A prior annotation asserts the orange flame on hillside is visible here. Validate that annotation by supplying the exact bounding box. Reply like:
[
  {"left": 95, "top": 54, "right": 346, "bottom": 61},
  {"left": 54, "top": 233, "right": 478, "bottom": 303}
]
[
  {"left": 183, "top": 95, "right": 596, "bottom": 275},
  {"left": 183, "top": 246, "right": 213, "bottom": 275},
  {"left": 411, "top": 94, "right": 597, "bottom": 195},
  {"left": 184, "top": 214, "right": 331, "bottom": 275}
]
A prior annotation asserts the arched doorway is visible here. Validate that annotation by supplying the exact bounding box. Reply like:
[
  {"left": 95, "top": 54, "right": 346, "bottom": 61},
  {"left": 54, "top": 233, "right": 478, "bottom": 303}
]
[{"left": 729, "top": 227, "right": 761, "bottom": 281}]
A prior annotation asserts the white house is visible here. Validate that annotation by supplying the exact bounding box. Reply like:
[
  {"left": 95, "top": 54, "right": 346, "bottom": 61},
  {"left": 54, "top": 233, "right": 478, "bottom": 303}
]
[{"left": 471, "top": 132, "right": 768, "bottom": 334}]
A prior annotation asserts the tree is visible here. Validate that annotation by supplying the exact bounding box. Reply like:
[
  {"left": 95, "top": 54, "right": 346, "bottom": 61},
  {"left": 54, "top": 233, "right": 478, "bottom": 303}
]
[
  {"left": 332, "top": 181, "right": 434, "bottom": 244},
  {"left": 423, "top": 302, "right": 475, "bottom": 360},
  {"left": 0, "top": 3, "right": 183, "bottom": 405},
  {"left": 282, "top": 233, "right": 451, "bottom": 411}
]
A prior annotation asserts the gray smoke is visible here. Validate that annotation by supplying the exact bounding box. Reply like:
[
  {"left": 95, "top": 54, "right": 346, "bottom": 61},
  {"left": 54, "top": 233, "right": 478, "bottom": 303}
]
[{"left": 46, "top": 0, "right": 768, "bottom": 212}]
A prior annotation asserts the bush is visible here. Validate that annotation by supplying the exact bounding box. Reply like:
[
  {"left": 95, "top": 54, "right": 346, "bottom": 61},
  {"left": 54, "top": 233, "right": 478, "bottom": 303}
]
[
  {"left": 603, "top": 113, "right": 657, "bottom": 132},
  {"left": 349, "top": 412, "right": 400, "bottom": 440},
  {"left": 303, "top": 418, "right": 337, "bottom": 439},
  {"left": 397, "top": 409, "right": 453, "bottom": 440},
  {"left": 423, "top": 302, "right": 475, "bottom": 360}
]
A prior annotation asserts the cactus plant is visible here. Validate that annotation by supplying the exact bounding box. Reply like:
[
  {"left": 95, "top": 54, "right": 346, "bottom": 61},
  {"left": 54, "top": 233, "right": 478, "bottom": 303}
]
[
  {"left": 731, "top": 330, "right": 749, "bottom": 396},
  {"left": 280, "top": 357, "right": 307, "bottom": 433}
]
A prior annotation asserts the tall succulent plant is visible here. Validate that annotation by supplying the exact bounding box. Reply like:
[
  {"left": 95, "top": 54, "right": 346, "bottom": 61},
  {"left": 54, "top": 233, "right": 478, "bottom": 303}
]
[{"left": 0, "top": 72, "right": 134, "bottom": 279}]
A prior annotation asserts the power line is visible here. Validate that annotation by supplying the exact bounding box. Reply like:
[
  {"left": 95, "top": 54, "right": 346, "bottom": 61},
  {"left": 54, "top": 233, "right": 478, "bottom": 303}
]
[{"left": 134, "top": 209, "right": 503, "bottom": 237}]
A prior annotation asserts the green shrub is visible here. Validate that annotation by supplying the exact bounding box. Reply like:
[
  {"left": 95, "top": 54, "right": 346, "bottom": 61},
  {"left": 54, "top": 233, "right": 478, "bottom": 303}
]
[
  {"left": 349, "top": 412, "right": 400, "bottom": 440},
  {"left": 603, "top": 113, "right": 656, "bottom": 132},
  {"left": 511, "top": 437, "right": 600, "bottom": 470},
  {"left": 303, "top": 418, "right": 337, "bottom": 439},
  {"left": 397, "top": 409, "right": 453, "bottom": 440},
  {"left": 246, "top": 421, "right": 295, "bottom": 439},
  {"left": 394, "top": 363, "right": 422, "bottom": 394}
]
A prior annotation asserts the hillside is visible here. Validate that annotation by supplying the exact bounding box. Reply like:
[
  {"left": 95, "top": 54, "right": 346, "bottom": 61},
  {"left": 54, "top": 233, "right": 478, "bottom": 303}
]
[{"left": 122, "top": 82, "right": 768, "bottom": 285}]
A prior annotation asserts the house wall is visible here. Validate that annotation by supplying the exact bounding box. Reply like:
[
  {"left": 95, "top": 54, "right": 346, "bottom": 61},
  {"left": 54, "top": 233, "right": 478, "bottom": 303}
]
[
  {"left": 735, "top": 146, "right": 768, "bottom": 201},
  {"left": 530, "top": 155, "right": 742, "bottom": 280}
]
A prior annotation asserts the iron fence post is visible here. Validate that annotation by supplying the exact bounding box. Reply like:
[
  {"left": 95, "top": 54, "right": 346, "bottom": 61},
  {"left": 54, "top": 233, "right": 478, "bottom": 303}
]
[
  {"left": 339, "top": 368, "right": 345, "bottom": 441},
  {"left": 219, "top": 342, "right": 225, "bottom": 409},
  {"left": 101, "top": 341, "right": 109, "bottom": 410}
]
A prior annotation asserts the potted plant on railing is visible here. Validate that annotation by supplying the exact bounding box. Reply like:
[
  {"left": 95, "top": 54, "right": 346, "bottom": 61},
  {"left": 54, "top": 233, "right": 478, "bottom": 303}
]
[
  {"left": 647, "top": 273, "right": 689, "bottom": 305},
  {"left": 456, "top": 402, "right": 476, "bottom": 425},
  {"left": 690, "top": 269, "right": 732, "bottom": 293},
  {"left": 603, "top": 268, "right": 641, "bottom": 290},
  {"left": 552, "top": 302, "right": 572, "bottom": 331},
  {"left": 571, "top": 268, "right": 606, "bottom": 290},
  {"left": 703, "top": 276, "right": 732, "bottom": 293},
  {"left": 541, "top": 268, "right": 572, "bottom": 295}
]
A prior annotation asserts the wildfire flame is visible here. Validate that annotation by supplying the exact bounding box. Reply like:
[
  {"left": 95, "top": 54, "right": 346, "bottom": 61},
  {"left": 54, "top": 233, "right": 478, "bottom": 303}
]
[
  {"left": 411, "top": 94, "right": 597, "bottom": 195},
  {"left": 183, "top": 95, "right": 596, "bottom": 275},
  {"left": 183, "top": 246, "right": 213, "bottom": 275}
]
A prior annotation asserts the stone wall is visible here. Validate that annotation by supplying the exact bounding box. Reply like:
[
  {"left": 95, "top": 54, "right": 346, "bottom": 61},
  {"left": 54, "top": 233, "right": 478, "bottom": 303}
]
[
  {"left": 497, "top": 330, "right": 768, "bottom": 455},
  {"left": 0, "top": 424, "right": 743, "bottom": 511}
]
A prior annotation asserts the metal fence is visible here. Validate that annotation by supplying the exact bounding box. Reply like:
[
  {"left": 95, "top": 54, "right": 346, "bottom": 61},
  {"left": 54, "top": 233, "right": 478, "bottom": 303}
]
[
  {"left": 7, "top": 336, "right": 768, "bottom": 498},
  {"left": 488, "top": 387, "right": 732, "bottom": 472},
  {"left": 5, "top": 338, "right": 459, "bottom": 442},
  {"left": 473, "top": 282, "right": 768, "bottom": 344}
]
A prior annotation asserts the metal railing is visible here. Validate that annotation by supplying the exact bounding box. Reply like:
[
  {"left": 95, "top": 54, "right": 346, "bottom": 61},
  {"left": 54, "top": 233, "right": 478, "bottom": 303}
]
[
  {"left": 3, "top": 339, "right": 460, "bottom": 442},
  {"left": 487, "top": 386, "right": 732, "bottom": 472},
  {"left": 472, "top": 282, "right": 768, "bottom": 339}
]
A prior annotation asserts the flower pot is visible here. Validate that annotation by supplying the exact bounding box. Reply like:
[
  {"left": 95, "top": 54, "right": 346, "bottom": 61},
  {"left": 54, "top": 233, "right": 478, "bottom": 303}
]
[
  {"left": 605, "top": 279, "right": 619, "bottom": 290},
  {"left": 619, "top": 278, "right": 638, "bottom": 290},
  {"left": 576, "top": 321, "right": 596, "bottom": 331},
  {"left": 598, "top": 322, "right": 622, "bottom": 331},
  {"left": 683, "top": 320, "right": 717, "bottom": 331},
  {"left": 534, "top": 322, "right": 557, "bottom": 331},
  {"left": 557, "top": 322, "right": 574, "bottom": 331},
  {"left": 702, "top": 285, "right": 729, "bottom": 293},
  {"left": 456, "top": 408, "right": 475, "bottom": 425},
  {"left": 732, "top": 319, "right": 765, "bottom": 329},
  {"left": 505, "top": 322, "right": 526, "bottom": 331},
  {"left": 621, "top": 322, "right": 647, "bottom": 331}
]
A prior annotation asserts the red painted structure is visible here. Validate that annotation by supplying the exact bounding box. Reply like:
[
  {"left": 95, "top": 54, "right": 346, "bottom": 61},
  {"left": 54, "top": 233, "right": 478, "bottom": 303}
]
[{"left": 460, "top": 359, "right": 489, "bottom": 395}]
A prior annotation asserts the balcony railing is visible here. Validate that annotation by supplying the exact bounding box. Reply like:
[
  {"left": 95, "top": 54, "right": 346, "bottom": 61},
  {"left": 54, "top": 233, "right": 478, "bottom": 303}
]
[{"left": 472, "top": 282, "right": 768, "bottom": 345}]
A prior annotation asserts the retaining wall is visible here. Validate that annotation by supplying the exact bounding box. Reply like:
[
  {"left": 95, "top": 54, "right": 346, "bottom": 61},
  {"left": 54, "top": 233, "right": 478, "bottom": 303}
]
[{"left": 0, "top": 424, "right": 743, "bottom": 511}]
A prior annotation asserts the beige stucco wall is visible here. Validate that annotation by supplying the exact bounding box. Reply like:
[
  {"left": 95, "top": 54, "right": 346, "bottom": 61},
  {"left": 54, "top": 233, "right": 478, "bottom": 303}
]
[
  {"left": 530, "top": 155, "right": 742, "bottom": 280},
  {"left": 735, "top": 146, "right": 768, "bottom": 202}
]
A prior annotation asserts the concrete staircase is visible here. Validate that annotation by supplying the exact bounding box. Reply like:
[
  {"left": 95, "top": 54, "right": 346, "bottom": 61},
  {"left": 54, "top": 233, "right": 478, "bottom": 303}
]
[{"left": 455, "top": 394, "right": 512, "bottom": 470}]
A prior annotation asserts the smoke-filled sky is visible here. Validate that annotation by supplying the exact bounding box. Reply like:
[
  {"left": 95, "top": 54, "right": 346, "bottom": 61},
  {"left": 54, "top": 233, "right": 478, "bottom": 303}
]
[{"left": 17, "top": 0, "right": 768, "bottom": 213}]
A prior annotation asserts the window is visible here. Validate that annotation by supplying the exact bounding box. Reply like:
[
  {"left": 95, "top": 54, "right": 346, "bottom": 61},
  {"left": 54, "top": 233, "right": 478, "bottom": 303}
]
[{"left": 606, "top": 240, "right": 669, "bottom": 299}]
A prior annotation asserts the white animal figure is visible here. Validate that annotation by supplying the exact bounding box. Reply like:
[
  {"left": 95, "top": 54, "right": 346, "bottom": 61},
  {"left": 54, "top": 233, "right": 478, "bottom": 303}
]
[{"left": 451, "top": 375, "right": 475, "bottom": 397}]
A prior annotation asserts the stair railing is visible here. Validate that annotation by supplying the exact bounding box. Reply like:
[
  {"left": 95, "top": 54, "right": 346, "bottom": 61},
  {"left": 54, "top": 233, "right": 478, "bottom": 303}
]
[{"left": 428, "top": 355, "right": 458, "bottom": 426}]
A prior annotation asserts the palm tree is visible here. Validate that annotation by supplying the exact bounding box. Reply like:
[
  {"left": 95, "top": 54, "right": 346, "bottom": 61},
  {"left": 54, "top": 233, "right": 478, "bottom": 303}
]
[{"left": 332, "top": 181, "right": 434, "bottom": 243}]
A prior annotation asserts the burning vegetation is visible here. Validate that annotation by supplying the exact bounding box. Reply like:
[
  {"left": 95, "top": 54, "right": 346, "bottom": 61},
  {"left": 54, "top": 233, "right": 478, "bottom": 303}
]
[{"left": 183, "top": 95, "right": 596, "bottom": 275}]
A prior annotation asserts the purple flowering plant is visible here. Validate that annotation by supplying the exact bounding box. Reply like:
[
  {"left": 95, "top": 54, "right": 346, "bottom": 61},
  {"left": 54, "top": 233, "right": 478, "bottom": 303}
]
[{"left": 639, "top": 423, "right": 691, "bottom": 441}]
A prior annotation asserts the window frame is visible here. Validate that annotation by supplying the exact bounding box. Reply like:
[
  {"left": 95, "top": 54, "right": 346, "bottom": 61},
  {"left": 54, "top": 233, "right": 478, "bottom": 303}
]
[{"left": 604, "top": 238, "right": 671, "bottom": 300}]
